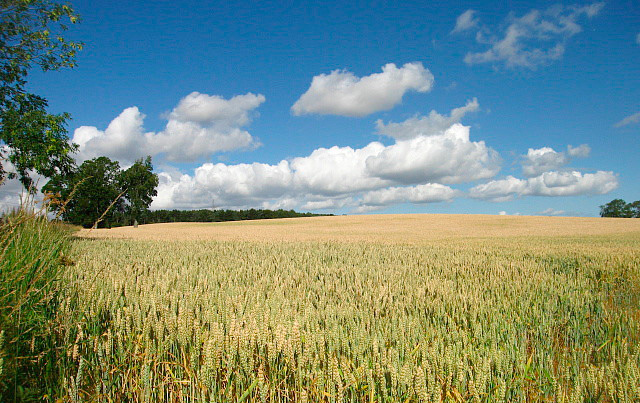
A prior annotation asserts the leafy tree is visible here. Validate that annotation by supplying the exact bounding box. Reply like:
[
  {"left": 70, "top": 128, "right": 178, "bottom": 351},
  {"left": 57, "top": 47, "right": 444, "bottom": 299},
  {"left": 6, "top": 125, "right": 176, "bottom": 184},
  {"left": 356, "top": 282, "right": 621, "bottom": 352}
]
[
  {"left": 1, "top": 0, "right": 82, "bottom": 189},
  {"left": 600, "top": 199, "right": 633, "bottom": 218},
  {"left": 118, "top": 156, "right": 158, "bottom": 226},
  {"left": 629, "top": 200, "right": 640, "bottom": 218},
  {"left": 45, "top": 156, "right": 122, "bottom": 228},
  {"left": 45, "top": 156, "right": 160, "bottom": 228}
]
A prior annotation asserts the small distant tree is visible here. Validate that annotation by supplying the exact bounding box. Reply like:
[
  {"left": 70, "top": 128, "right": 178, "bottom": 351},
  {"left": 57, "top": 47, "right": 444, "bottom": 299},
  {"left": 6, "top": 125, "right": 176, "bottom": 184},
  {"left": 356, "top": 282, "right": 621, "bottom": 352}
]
[
  {"left": 118, "top": 156, "right": 158, "bottom": 226},
  {"left": 599, "top": 199, "right": 635, "bottom": 218}
]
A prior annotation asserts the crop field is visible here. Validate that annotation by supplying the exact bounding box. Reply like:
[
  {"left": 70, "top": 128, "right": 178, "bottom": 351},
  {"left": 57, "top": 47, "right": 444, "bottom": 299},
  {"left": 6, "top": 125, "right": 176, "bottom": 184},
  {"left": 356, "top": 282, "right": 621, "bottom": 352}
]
[{"left": 59, "top": 215, "right": 640, "bottom": 401}]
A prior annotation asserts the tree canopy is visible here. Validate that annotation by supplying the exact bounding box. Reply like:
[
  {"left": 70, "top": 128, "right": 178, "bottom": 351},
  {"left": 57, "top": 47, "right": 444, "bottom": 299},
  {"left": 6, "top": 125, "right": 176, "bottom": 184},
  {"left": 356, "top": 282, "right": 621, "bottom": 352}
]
[
  {"left": 0, "top": 0, "right": 82, "bottom": 189},
  {"left": 44, "top": 156, "right": 159, "bottom": 228},
  {"left": 600, "top": 199, "right": 640, "bottom": 218},
  {"left": 118, "top": 156, "right": 158, "bottom": 225}
]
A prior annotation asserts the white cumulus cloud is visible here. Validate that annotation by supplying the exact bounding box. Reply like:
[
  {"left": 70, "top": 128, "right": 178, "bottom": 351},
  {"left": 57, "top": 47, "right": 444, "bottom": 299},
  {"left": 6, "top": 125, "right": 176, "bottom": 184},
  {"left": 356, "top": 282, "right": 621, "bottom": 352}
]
[
  {"left": 376, "top": 98, "right": 479, "bottom": 140},
  {"left": 359, "top": 183, "right": 457, "bottom": 208},
  {"left": 301, "top": 197, "right": 354, "bottom": 211},
  {"left": 290, "top": 142, "right": 390, "bottom": 196},
  {"left": 291, "top": 62, "right": 434, "bottom": 117},
  {"left": 152, "top": 160, "right": 292, "bottom": 210},
  {"left": 0, "top": 176, "right": 29, "bottom": 213},
  {"left": 0, "top": 147, "right": 48, "bottom": 213},
  {"left": 73, "top": 92, "right": 265, "bottom": 164},
  {"left": 522, "top": 147, "right": 568, "bottom": 177},
  {"left": 469, "top": 170, "right": 618, "bottom": 202},
  {"left": 567, "top": 144, "right": 591, "bottom": 158},
  {"left": 521, "top": 144, "right": 590, "bottom": 177},
  {"left": 151, "top": 121, "right": 501, "bottom": 211},
  {"left": 462, "top": 3, "right": 604, "bottom": 69},
  {"left": 366, "top": 124, "right": 501, "bottom": 184}
]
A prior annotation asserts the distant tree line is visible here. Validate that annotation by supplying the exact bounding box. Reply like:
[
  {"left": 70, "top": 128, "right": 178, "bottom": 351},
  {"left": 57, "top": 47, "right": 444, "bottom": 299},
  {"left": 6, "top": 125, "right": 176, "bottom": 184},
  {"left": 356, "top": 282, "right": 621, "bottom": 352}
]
[
  {"left": 600, "top": 199, "right": 640, "bottom": 218},
  {"left": 145, "top": 208, "right": 331, "bottom": 224}
]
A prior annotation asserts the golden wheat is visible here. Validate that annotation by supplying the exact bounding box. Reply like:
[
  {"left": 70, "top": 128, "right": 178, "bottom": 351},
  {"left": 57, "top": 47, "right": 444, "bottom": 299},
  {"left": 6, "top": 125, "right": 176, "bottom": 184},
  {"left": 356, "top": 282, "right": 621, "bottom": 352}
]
[{"left": 56, "top": 215, "right": 640, "bottom": 401}]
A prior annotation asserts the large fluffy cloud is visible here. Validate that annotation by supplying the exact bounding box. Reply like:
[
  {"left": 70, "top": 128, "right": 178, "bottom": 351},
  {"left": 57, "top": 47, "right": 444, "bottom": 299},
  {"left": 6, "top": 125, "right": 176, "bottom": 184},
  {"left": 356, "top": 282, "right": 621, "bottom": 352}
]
[
  {"left": 291, "top": 63, "right": 434, "bottom": 117},
  {"left": 366, "top": 124, "right": 500, "bottom": 184},
  {"left": 469, "top": 170, "right": 618, "bottom": 202},
  {"left": 290, "top": 143, "right": 390, "bottom": 196},
  {"left": 459, "top": 3, "right": 604, "bottom": 69},
  {"left": 152, "top": 161, "right": 293, "bottom": 210},
  {"left": 151, "top": 120, "right": 501, "bottom": 210},
  {"left": 73, "top": 92, "right": 265, "bottom": 163}
]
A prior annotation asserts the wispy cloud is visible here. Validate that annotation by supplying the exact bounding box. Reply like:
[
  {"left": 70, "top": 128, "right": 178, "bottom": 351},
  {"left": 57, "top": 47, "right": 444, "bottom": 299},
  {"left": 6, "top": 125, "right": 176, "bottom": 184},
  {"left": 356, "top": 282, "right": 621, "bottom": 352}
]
[
  {"left": 460, "top": 3, "right": 604, "bottom": 69},
  {"left": 614, "top": 111, "right": 640, "bottom": 128},
  {"left": 537, "top": 207, "right": 567, "bottom": 216},
  {"left": 452, "top": 10, "right": 479, "bottom": 34}
]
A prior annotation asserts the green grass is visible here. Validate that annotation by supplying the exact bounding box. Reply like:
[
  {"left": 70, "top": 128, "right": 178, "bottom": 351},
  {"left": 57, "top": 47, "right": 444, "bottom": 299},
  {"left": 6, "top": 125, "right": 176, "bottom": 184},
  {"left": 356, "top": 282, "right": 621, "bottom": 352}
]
[{"left": 0, "top": 210, "right": 73, "bottom": 401}]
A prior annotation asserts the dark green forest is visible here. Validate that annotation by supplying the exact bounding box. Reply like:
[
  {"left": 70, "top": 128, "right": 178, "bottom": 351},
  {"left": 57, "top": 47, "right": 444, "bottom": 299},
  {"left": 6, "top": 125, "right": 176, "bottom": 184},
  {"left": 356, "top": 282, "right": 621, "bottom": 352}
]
[{"left": 140, "top": 208, "right": 331, "bottom": 225}]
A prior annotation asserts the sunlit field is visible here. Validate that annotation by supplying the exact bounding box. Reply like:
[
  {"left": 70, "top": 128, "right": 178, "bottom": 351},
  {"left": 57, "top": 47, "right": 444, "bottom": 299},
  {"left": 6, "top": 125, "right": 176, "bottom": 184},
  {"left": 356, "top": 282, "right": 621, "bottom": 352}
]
[
  {"left": 61, "top": 215, "right": 640, "bottom": 401},
  {"left": 78, "top": 214, "right": 640, "bottom": 242}
]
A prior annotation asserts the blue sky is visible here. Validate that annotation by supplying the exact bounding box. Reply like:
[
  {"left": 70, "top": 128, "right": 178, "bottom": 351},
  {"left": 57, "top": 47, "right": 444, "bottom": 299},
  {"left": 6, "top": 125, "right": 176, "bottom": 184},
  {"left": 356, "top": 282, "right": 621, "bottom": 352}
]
[{"left": 5, "top": 0, "right": 639, "bottom": 216}]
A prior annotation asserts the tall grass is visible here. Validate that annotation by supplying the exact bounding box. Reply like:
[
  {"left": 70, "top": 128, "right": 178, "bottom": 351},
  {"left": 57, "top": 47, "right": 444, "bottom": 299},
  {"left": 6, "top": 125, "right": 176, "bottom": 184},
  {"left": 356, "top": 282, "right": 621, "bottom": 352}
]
[{"left": 0, "top": 209, "right": 73, "bottom": 401}]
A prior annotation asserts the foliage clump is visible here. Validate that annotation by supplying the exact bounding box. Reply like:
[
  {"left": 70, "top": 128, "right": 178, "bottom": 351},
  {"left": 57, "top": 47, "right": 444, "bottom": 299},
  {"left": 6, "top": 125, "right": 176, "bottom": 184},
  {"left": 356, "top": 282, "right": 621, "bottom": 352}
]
[
  {"left": 600, "top": 198, "right": 640, "bottom": 218},
  {"left": 0, "top": 0, "right": 82, "bottom": 189},
  {"left": 45, "top": 155, "right": 158, "bottom": 228}
]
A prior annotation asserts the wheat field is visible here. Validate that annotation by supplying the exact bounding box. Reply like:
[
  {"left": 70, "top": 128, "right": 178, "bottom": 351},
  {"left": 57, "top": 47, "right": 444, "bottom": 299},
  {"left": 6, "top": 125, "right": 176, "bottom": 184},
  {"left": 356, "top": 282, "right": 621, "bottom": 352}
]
[
  {"left": 78, "top": 214, "right": 640, "bottom": 242},
  {"left": 59, "top": 215, "right": 640, "bottom": 401}
]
